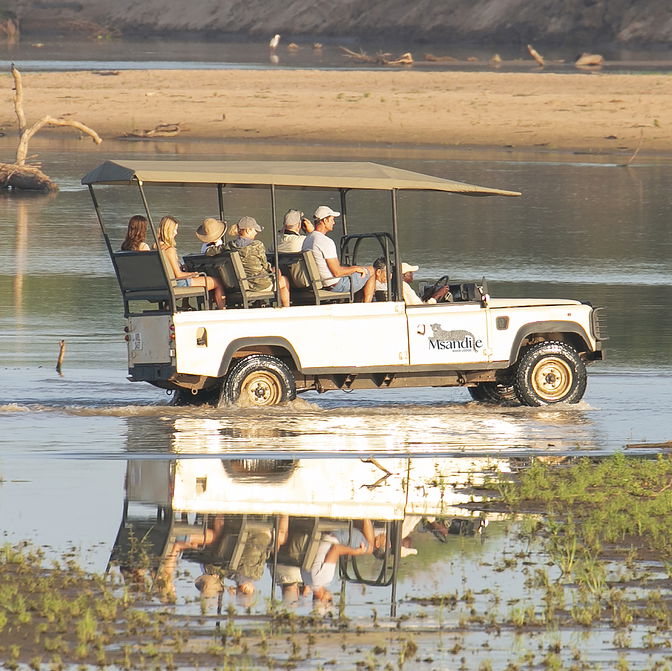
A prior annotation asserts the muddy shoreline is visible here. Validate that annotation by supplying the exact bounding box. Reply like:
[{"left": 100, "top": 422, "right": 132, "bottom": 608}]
[{"left": 2, "top": 69, "right": 672, "bottom": 155}]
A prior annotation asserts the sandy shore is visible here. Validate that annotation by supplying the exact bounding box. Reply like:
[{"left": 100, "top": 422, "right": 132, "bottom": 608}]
[{"left": 2, "top": 69, "right": 672, "bottom": 154}]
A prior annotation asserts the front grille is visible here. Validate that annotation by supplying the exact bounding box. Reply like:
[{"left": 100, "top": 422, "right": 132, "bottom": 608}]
[{"left": 591, "top": 307, "right": 608, "bottom": 342}]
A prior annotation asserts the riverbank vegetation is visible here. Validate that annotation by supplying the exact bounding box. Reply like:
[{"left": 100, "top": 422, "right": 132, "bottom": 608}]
[{"left": 496, "top": 453, "right": 672, "bottom": 559}]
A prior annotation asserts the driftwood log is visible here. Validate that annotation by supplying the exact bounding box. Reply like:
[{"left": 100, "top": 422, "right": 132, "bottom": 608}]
[
  {"left": 339, "top": 46, "right": 413, "bottom": 66},
  {"left": 575, "top": 53, "right": 604, "bottom": 68},
  {"left": 0, "top": 64, "right": 102, "bottom": 191},
  {"left": 123, "top": 122, "right": 184, "bottom": 139}
]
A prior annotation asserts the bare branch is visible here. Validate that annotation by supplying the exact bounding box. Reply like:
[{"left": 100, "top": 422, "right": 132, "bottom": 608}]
[
  {"left": 16, "top": 115, "right": 102, "bottom": 165},
  {"left": 11, "top": 62, "right": 26, "bottom": 134}
]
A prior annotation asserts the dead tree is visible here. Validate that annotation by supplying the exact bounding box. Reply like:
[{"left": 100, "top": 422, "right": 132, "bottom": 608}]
[{"left": 0, "top": 64, "right": 102, "bottom": 191}]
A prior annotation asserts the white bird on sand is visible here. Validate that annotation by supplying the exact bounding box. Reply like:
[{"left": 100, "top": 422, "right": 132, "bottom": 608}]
[{"left": 269, "top": 34, "right": 281, "bottom": 50}]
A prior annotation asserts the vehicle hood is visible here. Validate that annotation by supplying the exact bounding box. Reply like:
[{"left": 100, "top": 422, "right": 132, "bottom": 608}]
[{"left": 487, "top": 298, "right": 583, "bottom": 308}]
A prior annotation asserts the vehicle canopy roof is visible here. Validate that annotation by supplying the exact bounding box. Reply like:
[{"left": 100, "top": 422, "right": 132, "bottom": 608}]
[{"left": 81, "top": 159, "right": 521, "bottom": 197}]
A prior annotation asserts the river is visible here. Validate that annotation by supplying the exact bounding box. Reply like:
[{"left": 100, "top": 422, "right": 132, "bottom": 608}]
[{"left": 1, "top": 134, "right": 671, "bottom": 669}]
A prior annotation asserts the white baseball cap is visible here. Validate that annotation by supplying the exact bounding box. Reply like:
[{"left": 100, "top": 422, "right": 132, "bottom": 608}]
[
  {"left": 401, "top": 262, "right": 419, "bottom": 274},
  {"left": 313, "top": 205, "right": 340, "bottom": 220}
]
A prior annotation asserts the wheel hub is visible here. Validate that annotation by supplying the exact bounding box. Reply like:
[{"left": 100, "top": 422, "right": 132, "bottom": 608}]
[
  {"left": 241, "top": 371, "right": 282, "bottom": 406},
  {"left": 531, "top": 357, "right": 572, "bottom": 401}
]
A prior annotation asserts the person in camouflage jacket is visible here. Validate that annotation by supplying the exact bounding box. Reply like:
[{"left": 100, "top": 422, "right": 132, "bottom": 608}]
[{"left": 227, "top": 216, "right": 291, "bottom": 307}]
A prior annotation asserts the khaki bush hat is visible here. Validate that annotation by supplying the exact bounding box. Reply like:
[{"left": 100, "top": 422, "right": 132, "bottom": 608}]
[{"left": 195, "top": 217, "right": 226, "bottom": 243}]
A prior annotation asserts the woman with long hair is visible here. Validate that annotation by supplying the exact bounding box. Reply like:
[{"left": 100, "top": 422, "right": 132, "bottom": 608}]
[
  {"left": 120, "top": 214, "right": 150, "bottom": 251},
  {"left": 156, "top": 215, "right": 226, "bottom": 309}
]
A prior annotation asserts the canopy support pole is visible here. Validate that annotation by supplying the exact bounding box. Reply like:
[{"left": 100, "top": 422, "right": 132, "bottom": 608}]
[
  {"left": 391, "top": 189, "right": 402, "bottom": 302},
  {"left": 217, "top": 184, "right": 225, "bottom": 222},
  {"left": 339, "top": 189, "right": 348, "bottom": 237},
  {"left": 270, "top": 184, "right": 280, "bottom": 308},
  {"left": 88, "top": 185, "right": 113, "bottom": 258},
  {"left": 137, "top": 179, "right": 175, "bottom": 313}
]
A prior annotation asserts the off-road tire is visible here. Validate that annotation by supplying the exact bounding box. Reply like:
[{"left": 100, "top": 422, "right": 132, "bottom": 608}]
[
  {"left": 468, "top": 382, "right": 517, "bottom": 404},
  {"left": 219, "top": 355, "right": 296, "bottom": 407},
  {"left": 513, "top": 341, "right": 587, "bottom": 406}
]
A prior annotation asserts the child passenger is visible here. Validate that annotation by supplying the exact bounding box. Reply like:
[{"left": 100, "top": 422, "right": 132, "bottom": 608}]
[
  {"left": 156, "top": 215, "right": 226, "bottom": 309},
  {"left": 226, "top": 216, "right": 291, "bottom": 307}
]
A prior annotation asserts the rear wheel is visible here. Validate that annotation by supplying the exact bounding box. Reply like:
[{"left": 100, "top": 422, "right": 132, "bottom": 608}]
[
  {"left": 468, "top": 382, "right": 516, "bottom": 404},
  {"left": 514, "top": 341, "right": 586, "bottom": 406},
  {"left": 219, "top": 355, "right": 296, "bottom": 407}
]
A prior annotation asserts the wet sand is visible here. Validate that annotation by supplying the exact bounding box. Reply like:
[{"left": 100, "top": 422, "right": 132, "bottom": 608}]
[{"left": 2, "top": 69, "right": 672, "bottom": 153}]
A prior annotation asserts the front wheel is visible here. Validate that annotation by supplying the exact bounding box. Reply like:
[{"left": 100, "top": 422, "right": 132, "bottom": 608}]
[
  {"left": 513, "top": 341, "right": 587, "bottom": 406},
  {"left": 468, "top": 382, "right": 516, "bottom": 404},
  {"left": 219, "top": 355, "right": 296, "bottom": 407}
]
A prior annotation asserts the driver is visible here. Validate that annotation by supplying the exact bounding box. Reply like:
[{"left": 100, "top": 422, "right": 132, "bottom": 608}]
[{"left": 374, "top": 259, "right": 449, "bottom": 304}]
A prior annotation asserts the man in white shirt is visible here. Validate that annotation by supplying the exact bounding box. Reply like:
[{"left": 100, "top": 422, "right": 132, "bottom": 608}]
[
  {"left": 277, "top": 209, "right": 314, "bottom": 253},
  {"left": 301, "top": 205, "right": 375, "bottom": 302}
]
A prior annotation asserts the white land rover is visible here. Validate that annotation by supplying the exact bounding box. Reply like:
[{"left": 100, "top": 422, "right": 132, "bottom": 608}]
[{"left": 83, "top": 160, "right": 606, "bottom": 407}]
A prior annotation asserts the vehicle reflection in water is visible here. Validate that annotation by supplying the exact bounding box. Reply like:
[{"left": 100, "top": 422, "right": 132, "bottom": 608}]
[
  {"left": 123, "top": 403, "right": 601, "bottom": 458},
  {"left": 110, "top": 454, "right": 516, "bottom": 616}
]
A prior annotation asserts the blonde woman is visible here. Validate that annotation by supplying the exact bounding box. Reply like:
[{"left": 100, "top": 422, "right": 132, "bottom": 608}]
[{"left": 156, "top": 215, "right": 226, "bottom": 309}]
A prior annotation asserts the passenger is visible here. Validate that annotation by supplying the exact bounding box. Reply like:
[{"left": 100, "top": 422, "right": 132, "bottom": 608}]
[
  {"left": 156, "top": 215, "right": 226, "bottom": 309},
  {"left": 276, "top": 209, "right": 314, "bottom": 253},
  {"left": 120, "top": 214, "right": 150, "bottom": 251},
  {"left": 195, "top": 217, "right": 227, "bottom": 255},
  {"left": 373, "top": 257, "right": 390, "bottom": 300},
  {"left": 227, "top": 216, "right": 291, "bottom": 307},
  {"left": 302, "top": 206, "right": 375, "bottom": 302},
  {"left": 374, "top": 258, "right": 448, "bottom": 304}
]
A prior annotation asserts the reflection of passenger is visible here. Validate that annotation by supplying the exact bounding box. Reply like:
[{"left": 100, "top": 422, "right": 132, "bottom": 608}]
[
  {"left": 196, "top": 217, "right": 227, "bottom": 255},
  {"left": 302, "top": 206, "right": 375, "bottom": 302},
  {"left": 161, "top": 515, "right": 275, "bottom": 599},
  {"left": 156, "top": 215, "right": 226, "bottom": 309},
  {"left": 227, "top": 216, "right": 291, "bottom": 307},
  {"left": 301, "top": 520, "right": 375, "bottom": 602},
  {"left": 272, "top": 516, "right": 311, "bottom": 603},
  {"left": 277, "top": 209, "right": 314, "bottom": 253},
  {"left": 121, "top": 215, "right": 150, "bottom": 251}
]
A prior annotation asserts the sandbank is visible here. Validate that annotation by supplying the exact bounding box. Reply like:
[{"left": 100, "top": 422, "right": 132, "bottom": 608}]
[{"left": 2, "top": 69, "right": 672, "bottom": 154}]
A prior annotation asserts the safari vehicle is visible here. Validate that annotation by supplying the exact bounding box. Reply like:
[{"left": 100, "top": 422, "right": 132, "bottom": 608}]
[{"left": 83, "top": 160, "right": 606, "bottom": 407}]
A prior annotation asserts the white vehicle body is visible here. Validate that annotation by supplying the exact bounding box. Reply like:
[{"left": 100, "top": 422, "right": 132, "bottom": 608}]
[{"left": 84, "top": 160, "right": 606, "bottom": 407}]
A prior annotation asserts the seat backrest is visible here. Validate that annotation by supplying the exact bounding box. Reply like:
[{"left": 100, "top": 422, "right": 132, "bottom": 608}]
[
  {"left": 216, "top": 253, "right": 240, "bottom": 291},
  {"left": 287, "top": 254, "right": 312, "bottom": 289},
  {"left": 301, "top": 250, "right": 326, "bottom": 290},
  {"left": 112, "top": 251, "right": 168, "bottom": 293},
  {"left": 229, "top": 250, "right": 253, "bottom": 292}
]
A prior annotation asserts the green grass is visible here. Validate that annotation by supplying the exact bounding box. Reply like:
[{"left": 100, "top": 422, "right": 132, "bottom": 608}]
[{"left": 496, "top": 453, "right": 672, "bottom": 558}]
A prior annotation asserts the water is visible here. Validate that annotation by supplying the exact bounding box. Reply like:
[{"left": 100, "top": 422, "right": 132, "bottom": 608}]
[
  {"left": 2, "top": 35, "right": 672, "bottom": 73},
  {"left": 1, "top": 136, "right": 672, "bottom": 668}
]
